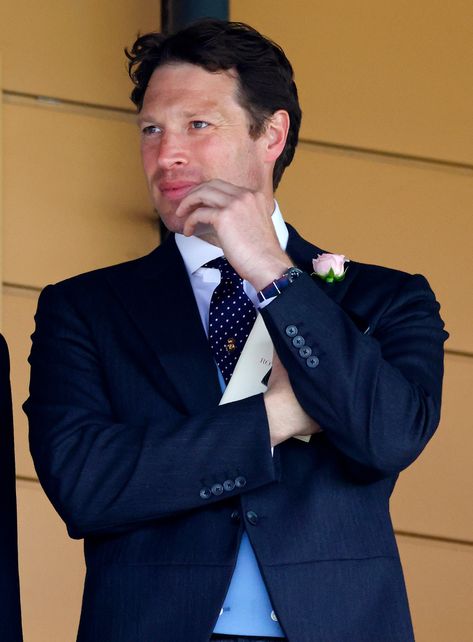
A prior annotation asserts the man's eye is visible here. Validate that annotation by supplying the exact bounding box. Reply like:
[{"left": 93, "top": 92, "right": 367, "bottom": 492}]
[
  {"left": 142, "top": 125, "right": 161, "bottom": 136},
  {"left": 191, "top": 121, "right": 209, "bottom": 129}
]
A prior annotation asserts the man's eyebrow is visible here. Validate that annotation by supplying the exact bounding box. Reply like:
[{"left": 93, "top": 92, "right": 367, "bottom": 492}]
[
  {"left": 182, "top": 106, "right": 221, "bottom": 118},
  {"left": 136, "top": 104, "right": 223, "bottom": 125},
  {"left": 136, "top": 112, "right": 155, "bottom": 124}
]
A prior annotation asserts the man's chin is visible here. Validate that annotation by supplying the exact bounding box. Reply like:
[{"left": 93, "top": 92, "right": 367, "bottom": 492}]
[{"left": 154, "top": 209, "right": 181, "bottom": 234}]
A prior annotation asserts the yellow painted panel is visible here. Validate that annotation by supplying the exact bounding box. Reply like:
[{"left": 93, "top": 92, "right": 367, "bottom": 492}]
[
  {"left": 397, "top": 536, "right": 473, "bottom": 642},
  {"left": 2, "top": 288, "right": 38, "bottom": 479},
  {"left": 277, "top": 144, "right": 473, "bottom": 352},
  {"left": 392, "top": 354, "right": 473, "bottom": 542},
  {"left": 0, "top": 0, "right": 159, "bottom": 108},
  {"left": 17, "top": 479, "right": 84, "bottom": 642},
  {"left": 231, "top": 0, "right": 473, "bottom": 164},
  {"left": 3, "top": 102, "right": 158, "bottom": 287}
]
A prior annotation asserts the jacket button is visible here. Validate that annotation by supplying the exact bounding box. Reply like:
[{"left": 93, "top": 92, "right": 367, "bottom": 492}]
[
  {"left": 234, "top": 476, "right": 247, "bottom": 488},
  {"left": 299, "top": 345, "right": 312, "bottom": 358},
  {"left": 246, "top": 510, "right": 259, "bottom": 525},
  {"left": 292, "top": 335, "right": 305, "bottom": 348},
  {"left": 230, "top": 510, "right": 240, "bottom": 523},
  {"left": 306, "top": 355, "right": 320, "bottom": 368},
  {"left": 285, "top": 325, "right": 298, "bottom": 337},
  {"left": 223, "top": 479, "right": 235, "bottom": 492},
  {"left": 199, "top": 487, "right": 212, "bottom": 500},
  {"left": 211, "top": 483, "right": 224, "bottom": 496}
]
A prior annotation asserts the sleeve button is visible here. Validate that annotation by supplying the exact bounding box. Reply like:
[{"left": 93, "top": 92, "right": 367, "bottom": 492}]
[
  {"left": 234, "top": 476, "right": 247, "bottom": 488},
  {"left": 211, "top": 483, "right": 224, "bottom": 496},
  {"left": 299, "top": 345, "right": 312, "bottom": 358},
  {"left": 306, "top": 355, "right": 320, "bottom": 368},
  {"left": 199, "top": 487, "right": 212, "bottom": 500},
  {"left": 292, "top": 335, "right": 305, "bottom": 348},
  {"left": 285, "top": 325, "right": 298, "bottom": 337},
  {"left": 223, "top": 479, "right": 235, "bottom": 492}
]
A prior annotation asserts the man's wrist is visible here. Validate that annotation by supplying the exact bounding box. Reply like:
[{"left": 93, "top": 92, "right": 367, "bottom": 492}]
[
  {"left": 246, "top": 256, "right": 291, "bottom": 291},
  {"left": 257, "top": 267, "right": 304, "bottom": 303}
]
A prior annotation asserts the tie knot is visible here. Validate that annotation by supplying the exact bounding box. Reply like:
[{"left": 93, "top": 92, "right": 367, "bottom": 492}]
[{"left": 204, "top": 257, "right": 240, "bottom": 282}]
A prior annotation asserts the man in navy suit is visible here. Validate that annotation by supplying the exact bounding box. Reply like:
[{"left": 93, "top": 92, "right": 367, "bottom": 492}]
[
  {"left": 0, "top": 335, "right": 23, "bottom": 641},
  {"left": 25, "top": 20, "right": 447, "bottom": 641}
]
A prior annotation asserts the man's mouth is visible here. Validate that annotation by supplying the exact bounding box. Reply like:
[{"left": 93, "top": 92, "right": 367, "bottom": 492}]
[{"left": 158, "top": 181, "right": 198, "bottom": 201}]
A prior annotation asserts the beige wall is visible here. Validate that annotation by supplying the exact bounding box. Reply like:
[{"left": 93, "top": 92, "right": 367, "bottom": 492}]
[
  {"left": 1, "top": 1, "right": 472, "bottom": 640},
  {"left": 231, "top": 2, "right": 473, "bottom": 641},
  {"left": 1, "top": 3, "right": 160, "bottom": 640}
]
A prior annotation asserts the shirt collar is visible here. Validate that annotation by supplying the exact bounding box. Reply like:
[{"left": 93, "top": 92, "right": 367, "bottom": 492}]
[{"left": 175, "top": 200, "right": 289, "bottom": 277}]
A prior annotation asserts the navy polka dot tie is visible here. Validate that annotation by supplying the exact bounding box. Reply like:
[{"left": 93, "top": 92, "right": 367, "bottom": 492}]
[{"left": 205, "top": 257, "right": 257, "bottom": 385}]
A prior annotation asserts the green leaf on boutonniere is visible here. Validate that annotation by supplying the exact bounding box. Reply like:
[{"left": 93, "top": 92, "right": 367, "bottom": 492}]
[{"left": 311, "top": 266, "right": 348, "bottom": 283}]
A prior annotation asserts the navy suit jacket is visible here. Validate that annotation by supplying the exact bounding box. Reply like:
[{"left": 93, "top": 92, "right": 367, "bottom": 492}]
[
  {"left": 25, "top": 226, "right": 447, "bottom": 641},
  {"left": 0, "top": 335, "right": 23, "bottom": 642}
]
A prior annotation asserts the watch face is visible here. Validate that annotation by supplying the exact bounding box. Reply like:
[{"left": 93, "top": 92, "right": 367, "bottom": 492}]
[{"left": 287, "top": 267, "right": 303, "bottom": 282}]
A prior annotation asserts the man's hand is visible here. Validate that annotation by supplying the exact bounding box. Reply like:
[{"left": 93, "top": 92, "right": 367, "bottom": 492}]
[
  {"left": 174, "top": 179, "right": 290, "bottom": 290},
  {"left": 264, "top": 353, "right": 322, "bottom": 447}
]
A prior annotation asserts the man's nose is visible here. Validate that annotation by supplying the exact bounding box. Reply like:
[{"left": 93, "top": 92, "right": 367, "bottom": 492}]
[{"left": 156, "top": 132, "right": 188, "bottom": 169}]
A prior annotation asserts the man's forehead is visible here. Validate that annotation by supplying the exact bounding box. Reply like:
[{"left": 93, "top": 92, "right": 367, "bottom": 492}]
[
  {"left": 141, "top": 63, "right": 240, "bottom": 111},
  {"left": 148, "top": 62, "right": 238, "bottom": 89}
]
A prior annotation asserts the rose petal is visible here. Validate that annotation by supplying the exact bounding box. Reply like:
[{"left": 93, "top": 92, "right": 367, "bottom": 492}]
[{"left": 312, "top": 253, "right": 347, "bottom": 277}]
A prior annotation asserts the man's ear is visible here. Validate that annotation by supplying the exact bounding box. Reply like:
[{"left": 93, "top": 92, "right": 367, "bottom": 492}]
[{"left": 264, "top": 110, "right": 290, "bottom": 163}]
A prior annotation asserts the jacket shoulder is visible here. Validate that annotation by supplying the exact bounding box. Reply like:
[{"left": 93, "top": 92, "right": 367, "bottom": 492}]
[
  {"left": 348, "top": 257, "right": 430, "bottom": 292},
  {"left": 51, "top": 247, "right": 160, "bottom": 289},
  {"left": 287, "top": 223, "right": 430, "bottom": 295},
  {"left": 287, "top": 226, "right": 439, "bottom": 331},
  {"left": 39, "top": 236, "right": 178, "bottom": 302}
]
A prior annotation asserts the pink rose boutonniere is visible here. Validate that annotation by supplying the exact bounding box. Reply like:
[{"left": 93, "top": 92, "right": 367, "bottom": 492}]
[{"left": 312, "top": 253, "right": 349, "bottom": 283}]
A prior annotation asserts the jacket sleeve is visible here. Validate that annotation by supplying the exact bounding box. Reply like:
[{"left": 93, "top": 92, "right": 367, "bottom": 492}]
[
  {"left": 25, "top": 283, "right": 277, "bottom": 539},
  {"left": 261, "top": 271, "right": 448, "bottom": 476}
]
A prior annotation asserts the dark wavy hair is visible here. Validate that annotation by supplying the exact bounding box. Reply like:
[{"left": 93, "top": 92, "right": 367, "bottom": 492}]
[{"left": 126, "top": 19, "right": 301, "bottom": 190}]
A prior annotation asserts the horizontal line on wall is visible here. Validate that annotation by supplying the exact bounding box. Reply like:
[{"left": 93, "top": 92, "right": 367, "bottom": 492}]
[
  {"left": 3, "top": 90, "right": 472, "bottom": 173},
  {"left": 445, "top": 348, "right": 473, "bottom": 359},
  {"left": 2, "top": 89, "right": 136, "bottom": 123},
  {"left": 395, "top": 529, "right": 473, "bottom": 548},
  {"left": 298, "top": 138, "right": 473, "bottom": 174},
  {"left": 2, "top": 88, "right": 134, "bottom": 114},
  {"left": 16, "top": 475, "right": 38, "bottom": 484},
  {"left": 3, "top": 282, "right": 42, "bottom": 295}
]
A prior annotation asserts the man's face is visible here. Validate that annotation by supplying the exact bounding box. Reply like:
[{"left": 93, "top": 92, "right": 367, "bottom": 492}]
[{"left": 138, "top": 62, "right": 273, "bottom": 233}]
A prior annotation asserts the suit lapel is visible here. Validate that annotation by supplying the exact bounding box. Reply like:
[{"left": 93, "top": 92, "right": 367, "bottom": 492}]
[{"left": 106, "top": 235, "right": 222, "bottom": 413}]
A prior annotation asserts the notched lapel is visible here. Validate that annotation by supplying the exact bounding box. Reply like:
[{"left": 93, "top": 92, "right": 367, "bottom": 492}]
[{"left": 105, "top": 237, "right": 222, "bottom": 414}]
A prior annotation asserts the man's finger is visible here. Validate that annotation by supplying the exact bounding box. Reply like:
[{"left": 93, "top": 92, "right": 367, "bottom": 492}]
[
  {"left": 182, "top": 207, "right": 219, "bottom": 237},
  {"left": 175, "top": 180, "right": 241, "bottom": 219}
]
